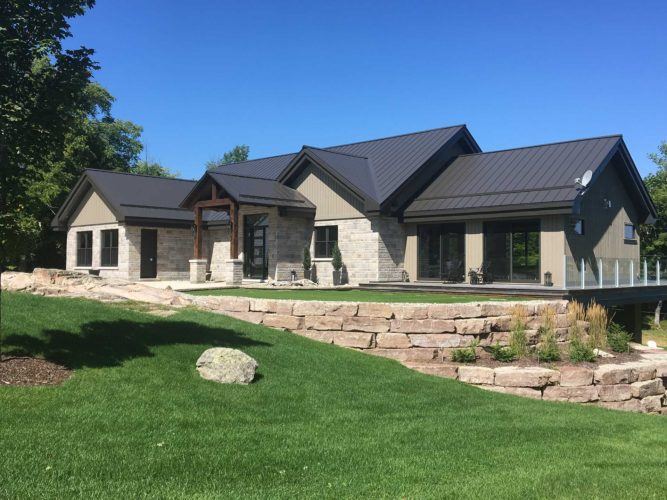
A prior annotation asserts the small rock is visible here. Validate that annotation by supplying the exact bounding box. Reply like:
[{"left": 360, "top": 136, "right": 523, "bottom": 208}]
[{"left": 196, "top": 348, "right": 258, "bottom": 384}]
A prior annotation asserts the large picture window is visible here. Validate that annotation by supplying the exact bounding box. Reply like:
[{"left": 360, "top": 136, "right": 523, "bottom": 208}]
[
  {"left": 314, "top": 226, "right": 338, "bottom": 258},
  {"left": 76, "top": 231, "right": 93, "bottom": 267},
  {"left": 101, "top": 229, "right": 119, "bottom": 267},
  {"left": 483, "top": 220, "right": 540, "bottom": 283}
]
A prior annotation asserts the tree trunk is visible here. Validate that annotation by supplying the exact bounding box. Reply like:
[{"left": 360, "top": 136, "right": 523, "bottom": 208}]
[{"left": 654, "top": 300, "right": 662, "bottom": 326}]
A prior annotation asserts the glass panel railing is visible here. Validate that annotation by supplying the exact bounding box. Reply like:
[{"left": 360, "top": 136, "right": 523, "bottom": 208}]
[{"left": 564, "top": 256, "right": 664, "bottom": 289}]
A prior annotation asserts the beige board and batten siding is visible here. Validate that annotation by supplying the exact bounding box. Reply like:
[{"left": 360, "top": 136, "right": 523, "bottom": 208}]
[
  {"left": 404, "top": 224, "right": 418, "bottom": 281},
  {"left": 540, "top": 214, "right": 565, "bottom": 287},
  {"left": 565, "top": 159, "right": 641, "bottom": 260},
  {"left": 69, "top": 189, "right": 117, "bottom": 227},
  {"left": 292, "top": 162, "right": 365, "bottom": 220}
]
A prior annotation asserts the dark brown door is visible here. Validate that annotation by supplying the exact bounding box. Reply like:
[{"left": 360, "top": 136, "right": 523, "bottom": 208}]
[{"left": 140, "top": 229, "right": 158, "bottom": 278}]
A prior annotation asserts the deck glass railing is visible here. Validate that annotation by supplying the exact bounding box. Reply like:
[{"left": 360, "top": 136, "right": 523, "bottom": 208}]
[{"left": 564, "top": 256, "right": 664, "bottom": 289}]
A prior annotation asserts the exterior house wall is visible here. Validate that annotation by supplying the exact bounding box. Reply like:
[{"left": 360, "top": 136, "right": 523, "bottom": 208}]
[
  {"left": 404, "top": 224, "right": 418, "bottom": 282},
  {"left": 66, "top": 222, "right": 129, "bottom": 279},
  {"left": 69, "top": 190, "right": 116, "bottom": 227},
  {"left": 465, "top": 220, "right": 484, "bottom": 274},
  {"left": 540, "top": 214, "right": 566, "bottom": 287},
  {"left": 206, "top": 227, "right": 230, "bottom": 281}
]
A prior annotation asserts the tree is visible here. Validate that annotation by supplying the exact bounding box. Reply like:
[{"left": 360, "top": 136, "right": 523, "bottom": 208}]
[
  {"left": 206, "top": 145, "right": 250, "bottom": 170},
  {"left": 134, "top": 160, "right": 177, "bottom": 178},
  {"left": 640, "top": 141, "right": 667, "bottom": 260}
]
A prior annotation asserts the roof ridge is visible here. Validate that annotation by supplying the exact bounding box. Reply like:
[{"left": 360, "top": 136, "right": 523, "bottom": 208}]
[
  {"left": 211, "top": 172, "right": 277, "bottom": 181},
  {"left": 303, "top": 145, "right": 369, "bottom": 160},
  {"left": 85, "top": 168, "right": 195, "bottom": 182},
  {"left": 212, "top": 152, "right": 297, "bottom": 170},
  {"left": 324, "top": 124, "right": 466, "bottom": 149},
  {"left": 456, "top": 134, "right": 622, "bottom": 158}
]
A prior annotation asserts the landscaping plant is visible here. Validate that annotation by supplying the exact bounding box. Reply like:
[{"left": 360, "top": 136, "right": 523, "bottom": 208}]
[
  {"left": 569, "top": 338, "right": 597, "bottom": 362},
  {"left": 331, "top": 243, "right": 342, "bottom": 272},
  {"left": 566, "top": 301, "right": 595, "bottom": 362},
  {"left": 302, "top": 246, "right": 311, "bottom": 277},
  {"left": 536, "top": 305, "right": 560, "bottom": 362},
  {"left": 451, "top": 340, "right": 479, "bottom": 363},
  {"left": 607, "top": 322, "right": 633, "bottom": 353},
  {"left": 586, "top": 300, "right": 609, "bottom": 350},
  {"left": 509, "top": 304, "right": 528, "bottom": 357},
  {"left": 488, "top": 342, "right": 516, "bottom": 362}
]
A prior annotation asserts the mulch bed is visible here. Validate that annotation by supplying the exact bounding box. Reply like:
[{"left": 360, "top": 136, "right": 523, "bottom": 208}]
[
  {"left": 0, "top": 356, "right": 72, "bottom": 387},
  {"left": 459, "top": 349, "right": 642, "bottom": 369}
]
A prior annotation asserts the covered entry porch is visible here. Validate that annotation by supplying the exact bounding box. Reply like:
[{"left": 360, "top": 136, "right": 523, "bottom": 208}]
[{"left": 180, "top": 171, "right": 315, "bottom": 284}]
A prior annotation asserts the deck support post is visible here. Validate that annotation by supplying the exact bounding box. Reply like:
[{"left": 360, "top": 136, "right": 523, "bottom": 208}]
[
  {"left": 598, "top": 258, "right": 603, "bottom": 288},
  {"left": 580, "top": 258, "right": 585, "bottom": 289},
  {"left": 230, "top": 201, "right": 239, "bottom": 259},
  {"left": 658, "top": 261, "right": 661, "bottom": 286},
  {"left": 194, "top": 206, "right": 203, "bottom": 259}
]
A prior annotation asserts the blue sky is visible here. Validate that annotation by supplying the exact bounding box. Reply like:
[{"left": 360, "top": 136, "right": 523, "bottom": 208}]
[{"left": 66, "top": 0, "right": 667, "bottom": 179}]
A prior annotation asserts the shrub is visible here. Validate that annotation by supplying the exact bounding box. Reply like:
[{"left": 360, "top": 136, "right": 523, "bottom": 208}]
[
  {"left": 586, "top": 300, "right": 608, "bottom": 350},
  {"left": 331, "top": 244, "right": 343, "bottom": 272},
  {"left": 302, "top": 246, "right": 311, "bottom": 273},
  {"left": 488, "top": 342, "right": 516, "bottom": 362},
  {"left": 509, "top": 304, "right": 528, "bottom": 358},
  {"left": 451, "top": 341, "right": 478, "bottom": 363},
  {"left": 567, "top": 300, "right": 587, "bottom": 344},
  {"left": 536, "top": 325, "right": 560, "bottom": 362},
  {"left": 569, "top": 338, "right": 596, "bottom": 363},
  {"left": 607, "top": 322, "right": 632, "bottom": 353}
]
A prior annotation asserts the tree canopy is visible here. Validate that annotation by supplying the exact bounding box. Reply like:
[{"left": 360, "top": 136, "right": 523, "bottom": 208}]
[
  {"left": 641, "top": 141, "right": 667, "bottom": 259},
  {"left": 0, "top": 1, "right": 173, "bottom": 270},
  {"left": 206, "top": 145, "right": 250, "bottom": 170}
]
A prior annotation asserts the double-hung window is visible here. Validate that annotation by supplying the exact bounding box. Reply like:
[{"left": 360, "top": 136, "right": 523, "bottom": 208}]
[
  {"left": 624, "top": 223, "right": 636, "bottom": 240},
  {"left": 314, "top": 226, "right": 338, "bottom": 258},
  {"left": 101, "top": 229, "right": 119, "bottom": 267},
  {"left": 77, "top": 231, "right": 93, "bottom": 267}
]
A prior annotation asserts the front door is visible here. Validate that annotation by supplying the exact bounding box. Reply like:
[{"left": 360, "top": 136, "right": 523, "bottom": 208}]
[
  {"left": 243, "top": 214, "right": 268, "bottom": 279},
  {"left": 140, "top": 229, "right": 158, "bottom": 278}
]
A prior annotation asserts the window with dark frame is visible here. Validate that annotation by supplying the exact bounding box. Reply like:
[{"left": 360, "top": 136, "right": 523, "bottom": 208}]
[
  {"left": 76, "top": 231, "right": 93, "bottom": 267},
  {"left": 624, "top": 223, "right": 636, "bottom": 240},
  {"left": 314, "top": 226, "right": 338, "bottom": 258},
  {"left": 573, "top": 219, "right": 584, "bottom": 236},
  {"left": 101, "top": 229, "right": 119, "bottom": 267}
]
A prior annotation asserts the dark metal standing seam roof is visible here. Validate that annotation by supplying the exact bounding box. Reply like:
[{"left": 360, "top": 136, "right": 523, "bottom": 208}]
[
  {"left": 213, "top": 125, "right": 467, "bottom": 205},
  {"left": 207, "top": 172, "right": 315, "bottom": 209},
  {"left": 404, "top": 136, "right": 623, "bottom": 216}
]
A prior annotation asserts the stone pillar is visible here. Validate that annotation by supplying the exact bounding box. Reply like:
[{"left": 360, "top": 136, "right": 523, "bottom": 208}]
[
  {"left": 224, "top": 259, "right": 243, "bottom": 286},
  {"left": 189, "top": 259, "right": 207, "bottom": 283}
]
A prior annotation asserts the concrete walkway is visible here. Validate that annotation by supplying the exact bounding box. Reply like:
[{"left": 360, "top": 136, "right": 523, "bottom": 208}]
[{"left": 138, "top": 280, "right": 233, "bottom": 292}]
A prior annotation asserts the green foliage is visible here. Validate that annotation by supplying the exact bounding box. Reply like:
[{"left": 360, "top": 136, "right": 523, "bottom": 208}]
[
  {"left": 536, "top": 325, "right": 560, "bottom": 362},
  {"left": 509, "top": 310, "right": 528, "bottom": 358},
  {"left": 0, "top": 2, "right": 155, "bottom": 270},
  {"left": 331, "top": 243, "right": 343, "bottom": 271},
  {"left": 607, "top": 322, "right": 632, "bottom": 353},
  {"left": 640, "top": 141, "right": 667, "bottom": 259},
  {"left": 488, "top": 342, "right": 516, "bottom": 362},
  {"left": 133, "top": 160, "right": 176, "bottom": 178},
  {"left": 569, "top": 338, "right": 596, "bottom": 363},
  {"left": 302, "top": 246, "right": 311, "bottom": 272},
  {"left": 451, "top": 340, "right": 479, "bottom": 363},
  {"left": 206, "top": 145, "right": 250, "bottom": 170}
]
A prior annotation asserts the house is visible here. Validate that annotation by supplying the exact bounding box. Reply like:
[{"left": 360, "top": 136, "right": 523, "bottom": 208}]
[{"left": 52, "top": 125, "right": 656, "bottom": 289}]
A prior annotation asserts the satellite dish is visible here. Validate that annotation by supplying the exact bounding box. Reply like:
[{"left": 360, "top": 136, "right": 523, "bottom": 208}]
[{"left": 575, "top": 169, "right": 593, "bottom": 188}]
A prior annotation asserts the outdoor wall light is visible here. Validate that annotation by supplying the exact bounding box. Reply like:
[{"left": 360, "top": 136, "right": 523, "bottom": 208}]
[{"left": 544, "top": 271, "right": 553, "bottom": 287}]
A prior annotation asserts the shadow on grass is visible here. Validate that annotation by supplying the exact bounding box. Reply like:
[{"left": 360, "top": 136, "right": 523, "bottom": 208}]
[{"left": 4, "top": 319, "right": 270, "bottom": 369}]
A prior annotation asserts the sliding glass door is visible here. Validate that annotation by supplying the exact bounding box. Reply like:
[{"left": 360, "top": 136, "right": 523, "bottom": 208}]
[
  {"left": 483, "top": 220, "right": 540, "bottom": 283},
  {"left": 417, "top": 223, "right": 465, "bottom": 281}
]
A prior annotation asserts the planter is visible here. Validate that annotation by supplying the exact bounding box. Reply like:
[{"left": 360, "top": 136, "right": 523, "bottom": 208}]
[{"left": 333, "top": 270, "right": 342, "bottom": 286}]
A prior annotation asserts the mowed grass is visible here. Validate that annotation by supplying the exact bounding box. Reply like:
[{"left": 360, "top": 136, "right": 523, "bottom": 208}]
[
  {"left": 188, "top": 287, "right": 525, "bottom": 303},
  {"left": 1, "top": 293, "right": 666, "bottom": 498}
]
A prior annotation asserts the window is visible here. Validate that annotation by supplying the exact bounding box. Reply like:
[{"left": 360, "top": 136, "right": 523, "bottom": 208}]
[
  {"left": 314, "top": 226, "right": 338, "bottom": 258},
  {"left": 573, "top": 219, "right": 584, "bottom": 236},
  {"left": 76, "top": 231, "right": 93, "bottom": 267},
  {"left": 101, "top": 229, "right": 119, "bottom": 267},
  {"left": 624, "top": 223, "right": 636, "bottom": 240}
]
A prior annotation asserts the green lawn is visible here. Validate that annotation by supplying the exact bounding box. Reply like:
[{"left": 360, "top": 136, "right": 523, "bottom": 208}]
[
  {"left": 642, "top": 315, "right": 667, "bottom": 348},
  {"left": 1, "top": 293, "right": 666, "bottom": 498},
  {"left": 188, "top": 287, "right": 526, "bottom": 303}
]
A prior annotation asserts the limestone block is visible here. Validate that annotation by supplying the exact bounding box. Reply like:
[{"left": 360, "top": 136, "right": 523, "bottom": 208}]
[
  {"left": 342, "top": 317, "right": 390, "bottom": 333},
  {"left": 391, "top": 304, "right": 429, "bottom": 320},
  {"left": 598, "top": 399, "right": 642, "bottom": 412},
  {"left": 597, "top": 384, "right": 633, "bottom": 402},
  {"left": 292, "top": 330, "right": 334, "bottom": 344},
  {"left": 480, "top": 302, "right": 536, "bottom": 317},
  {"left": 292, "top": 301, "right": 327, "bottom": 316},
  {"left": 458, "top": 366, "right": 495, "bottom": 385},
  {"left": 250, "top": 299, "right": 293, "bottom": 315},
  {"left": 304, "top": 315, "right": 343, "bottom": 331},
  {"left": 640, "top": 395, "right": 664, "bottom": 413},
  {"left": 220, "top": 311, "right": 264, "bottom": 324},
  {"left": 428, "top": 303, "right": 482, "bottom": 319},
  {"left": 559, "top": 366, "right": 594, "bottom": 387},
  {"left": 494, "top": 367, "right": 558, "bottom": 388},
  {"left": 263, "top": 314, "right": 304, "bottom": 330},
  {"left": 216, "top": 296, "right": 250, "bottom": 313},
  {"left": 594, "top": 365, "right": 638, "bottom": 385},
  {"left": 375, "top": 332, "right": 411, "bottom": 349},
  {"left": 543, "top": 386, "right": 599, "bottom": 403},
  {"left": 405, "top": 363, "right": 458, "bottom": 379},
  {"left": 357, "top": 302, "right": 393, "bottom": 319},
  {"left": 489, "top": 316, "right": 511, "bottom": 332},
  {"left": 325, "top": 302, "right": 358, "bottom": 317},
  {"left": 408, "top": 334, "right": 465, "bottom": 348},
  {"left": 455, "top": 318, "right": 491, "bottom": 335},
  {"left": 630, "top": 378, "right": 665, "bottom": 399},
  {"left": 333, "top": 331, "right": 375, "bottom": 348},
  {"left": 366, "top": 348, "right": 437, "bottom": 363},
  {"left": 478, "top": 385, "right": 542, "bottom": 399},
  {"left": 390, "top": 319, "right": 456, "bottom": 334}
]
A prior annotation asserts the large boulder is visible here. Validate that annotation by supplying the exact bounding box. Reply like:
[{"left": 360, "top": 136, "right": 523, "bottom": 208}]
[{"left": 196, "top": 348, "right": 258, "bottom": 385}]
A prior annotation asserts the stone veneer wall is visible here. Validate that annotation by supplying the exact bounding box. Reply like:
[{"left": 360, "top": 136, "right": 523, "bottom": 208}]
[
  {"left": 189, "top": 295, "right": 667, "bottom": 414},
  {"left": 66, "top": 223, "right": 129, "bottom": 279}
]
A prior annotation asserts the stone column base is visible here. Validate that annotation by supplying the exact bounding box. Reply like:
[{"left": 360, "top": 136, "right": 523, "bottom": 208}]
[
  {"left": 224, "top": 259, "right": 243, "bottom": 286},
  {"left": 189, "top": 259, "right": 207, "bottom": 283}
]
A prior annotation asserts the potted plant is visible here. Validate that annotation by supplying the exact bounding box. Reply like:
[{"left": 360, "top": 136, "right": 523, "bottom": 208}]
[
  {"left": 302, "top": 246, "right": 311, "bottom": 280},
  {"left": 331, "top": 243, "right": 343, "bottom": 285}
]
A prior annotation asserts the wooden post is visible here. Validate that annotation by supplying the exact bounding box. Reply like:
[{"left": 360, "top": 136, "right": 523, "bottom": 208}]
[
  {"left": 211, "top": 183, "right": 218, "bottom": 200},
  {"left": 194, "top": 206, "right": 203, "bottom": 259},
  {"left": 230, "top": 202, "right": 239, "bottom": 259}
]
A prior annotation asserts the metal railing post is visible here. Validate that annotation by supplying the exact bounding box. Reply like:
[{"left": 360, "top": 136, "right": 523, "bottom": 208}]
[
  {"left": 615, "top": 259, "right": 619, "bottom": 287},
  {"left": 599, "top": 258, "right": 603, "bottom": 288},
  {"left": 630, "top": 260, "right": 634, "bottom": 287},
  {"left": 580, "top": 257, "right": 585, "bottom": 289},
  {"left": 563, "top": 254, "right": 567, "bottom": 289},
  {"left": 658, "top": 261, "right": 661, "bottom": 286},
  {"left": 644, "top": 259, "right": 648, "bottom": 286}
]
